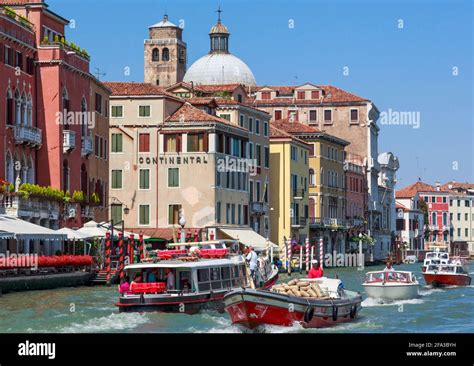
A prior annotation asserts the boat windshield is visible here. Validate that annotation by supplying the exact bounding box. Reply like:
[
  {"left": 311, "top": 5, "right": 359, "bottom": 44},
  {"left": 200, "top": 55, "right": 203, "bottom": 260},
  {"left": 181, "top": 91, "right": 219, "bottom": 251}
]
[
  {"left": 428, "top": 265, "right": 438, "bottom": 271},
  {"left": 439, "top": 265, "right": 455, "bottom": 273},
  {"left": 365, "top": 272, "right": 384, "bottom": 282},
  {"left": 386, "top": 271, "right": 410, "bottom": 283},
  {"left": 426, "top": 253, "right": 438, "bottom": 259}
]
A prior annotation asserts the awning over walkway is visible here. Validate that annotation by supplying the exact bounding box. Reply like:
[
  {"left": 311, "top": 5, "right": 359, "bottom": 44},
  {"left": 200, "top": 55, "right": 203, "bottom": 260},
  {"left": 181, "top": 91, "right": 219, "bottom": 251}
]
[
  {"left": 0, "top": 215, "right": 66, "bottom": 241},
  {"left": 0, "top": 230, "right": 14, "bottom": 239},
  {"left": 55, "top": 227, "right": 89, "bottom": 240},
  {"left": 218, "top": 228, "right": 277, "bottom": 251},
  {"left": 77, "top": 221, "right": 150, "bottom": 240}
]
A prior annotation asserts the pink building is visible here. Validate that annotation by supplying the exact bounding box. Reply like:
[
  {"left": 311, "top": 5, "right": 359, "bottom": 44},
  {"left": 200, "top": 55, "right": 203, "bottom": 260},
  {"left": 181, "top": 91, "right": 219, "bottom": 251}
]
[{"left": 344, "top": 153, "right": 367, "bottom": 233}]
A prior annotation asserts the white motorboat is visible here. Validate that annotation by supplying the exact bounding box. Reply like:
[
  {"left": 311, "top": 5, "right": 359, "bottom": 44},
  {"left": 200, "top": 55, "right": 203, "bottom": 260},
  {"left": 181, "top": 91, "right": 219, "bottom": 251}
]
[{"left": 362, "top": 270, "right": 420, "bottom": 301}]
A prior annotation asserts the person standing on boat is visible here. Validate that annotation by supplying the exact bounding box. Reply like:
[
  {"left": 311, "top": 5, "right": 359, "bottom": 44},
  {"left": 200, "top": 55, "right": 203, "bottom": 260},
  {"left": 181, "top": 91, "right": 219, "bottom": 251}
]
[
  {"left": 308, "top": 260, "right": 324, "bottom": 278},
  {"left": 166, "top": 268, "right": 175, "bottom": 290},
  {"left": 384, "top": 261, "right": 395, "bottom": 271},
  {"left": 246, "top": 246, "right": 258, "bottom": 283},
  {"left": 118, "top": 276, "right": 131, "bottom": 295}
]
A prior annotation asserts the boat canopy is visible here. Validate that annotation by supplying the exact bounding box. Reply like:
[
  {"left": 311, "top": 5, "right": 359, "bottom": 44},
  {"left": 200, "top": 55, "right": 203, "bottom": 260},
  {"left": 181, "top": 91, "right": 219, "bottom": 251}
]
[
  {"left": 124, "top": 257, "right": 245, "bottom": 270},
  {"left": 218, "top": 228, "right": 277, "bottom": 251},
  {"left": 0, "top": 215, "right": 66, "bottom": 241}
]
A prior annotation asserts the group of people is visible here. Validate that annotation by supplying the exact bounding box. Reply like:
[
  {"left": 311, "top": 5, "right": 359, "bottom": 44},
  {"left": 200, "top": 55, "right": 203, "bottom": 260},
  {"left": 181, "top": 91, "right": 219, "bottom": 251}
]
[{"left": 118, "top": 268, "right": 176, "bottom": 295}]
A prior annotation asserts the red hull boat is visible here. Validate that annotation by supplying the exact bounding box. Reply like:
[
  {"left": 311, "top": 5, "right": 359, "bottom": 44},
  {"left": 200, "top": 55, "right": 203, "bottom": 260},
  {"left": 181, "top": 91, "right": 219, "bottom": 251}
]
[
  {"left": 423, "top": 273, "right": 471, "bottom": 287},
  {"left": 224, "top": 282, "right": 362, "bottom": 329}
]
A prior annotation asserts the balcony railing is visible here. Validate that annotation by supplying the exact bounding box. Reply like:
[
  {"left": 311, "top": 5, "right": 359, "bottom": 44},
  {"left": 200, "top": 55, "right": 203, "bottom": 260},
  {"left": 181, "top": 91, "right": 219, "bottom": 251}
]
[
  {"left": 428, "top": 224, "right": 439, "bottom": 231},
  {"left": 309, "top": 217, "right": 351, "bottom": 230},
  {"left": 81, "top": 135, "right": 93, "bottom": 156},
  {"left": 291, "top": 217, "right": 307, "bottom": 227},
  {"left": 1, "top": 196, "right": 60, "bottom": 221},
  {"left": 292, "top": 189, "right": 305, "bottom": 200},
  {"left": 250, "top": 201, "right": 268, "bottom": 215},
  {"left": 63, "top": 130, "right": 76, "bottom": 153},
  {"left": 14, "top": 125, "right": 42, "bottom": 147}
]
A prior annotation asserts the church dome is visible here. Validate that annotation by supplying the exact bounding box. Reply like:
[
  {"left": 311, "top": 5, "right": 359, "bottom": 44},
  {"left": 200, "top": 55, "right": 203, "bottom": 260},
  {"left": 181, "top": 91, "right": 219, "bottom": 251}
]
[
  {"left": 184, "top": 53, "right": 256, "bottom": 85},
  {"left": 184, "top": 13, "right": 256, "bottom": 86}
]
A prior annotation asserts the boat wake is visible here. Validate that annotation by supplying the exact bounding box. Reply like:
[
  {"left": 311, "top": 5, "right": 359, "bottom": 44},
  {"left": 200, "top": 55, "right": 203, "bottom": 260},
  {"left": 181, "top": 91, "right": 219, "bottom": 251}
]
[
  {"left": 419, "top": 287, "right": 444, "bottom": 296},
  {"left": 362, "top": 297, "right": 424, "bottom": 307},
  {"left": 58, "top": 312, "right": 149, "bottom": 333}
]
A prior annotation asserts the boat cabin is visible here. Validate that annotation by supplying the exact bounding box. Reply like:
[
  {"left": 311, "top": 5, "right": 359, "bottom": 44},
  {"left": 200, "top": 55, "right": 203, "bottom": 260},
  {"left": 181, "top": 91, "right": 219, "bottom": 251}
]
[
  {"left": 365, "top": 271, "right": 416, "bottom": 284},
  {"left": 427, "top": 264, "right": 467, "bottom": 274}
]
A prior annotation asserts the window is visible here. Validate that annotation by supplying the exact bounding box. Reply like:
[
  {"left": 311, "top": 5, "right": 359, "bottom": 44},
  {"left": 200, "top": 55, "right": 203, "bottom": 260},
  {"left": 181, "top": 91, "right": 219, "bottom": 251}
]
[
  {"left": 216, "top": 202, "right": 221, "bottom": 223},
  {"left": 111, "top": 105, "right": 123, "bottom": 117},
  {"left": 264, "top": 146, "right": 269, "bottom": 168},
  {"left": 291, "top": 146, "right": 298, "bottom": 161},
  {"left": 297, "top": 91, "right": 305, "bottom": 100},
  {"left": 6, "top": 88, "right": 13, "bottom": 125},
  {"left": 350, "top": 109, "right": 359, "bottom": 123},
  {"left": 239, "top": 114, "right": 245, "bottom": 127},
  {"left": 162, "top": 47, "right": 169, "bottom": 61},
  {"left": 139, "top": 169, "right": 150, "bottom": 189},
  {"left": 111, "top": 204, "right": 122, "bottom": 224},
  {"left": 311, "top": 90, "right": 320, "bottom": 99},
  {"left": 255, "top": 119, "right": 260, "bottom": 135},
  {"left": 139, "top": 205, "right": 150, "bottom": 225},
  {"left": 220, "top": 114, "right": 231, "bottom": 121},
  {"left": 168, "top": 168, "right": 179, "bottom": 187},
  {"left": 138, "top": 105, "right": 151, "bottom": 117},
  {"left": 261, "top": 91, "right": 271, "bottom": 100},
  {"left": 238, "top": 204, "right": 242, "bottom": 225},
  {"left": 111, "top": 170, "right": 123, "bottom": 189},
  {"left": 309, "top": 110, "right": 317, "bottom": 123},
  {"left": 248, "top": 118, "right": 253, "bottom": 133},
  {"left": 4, "top": 46, "right": 13, "bottom": 66},
  {"left": 256, "top": 144, "right": 261, "bottom": 166},
  {"left": 274, "top": 110, "right": 282, "bottom": 120},
  {"left": 164, "top": 134, "right": 181, "bottom": 152},
  {"left": 95, "top": 93, "right": 102, "bottom": 114},
  {"left": 15, "top": 51, "right": 23, "bottom": 70},
  {"left": 152, "top": 48, "right": 159, "bottom": 61},
  {"left": 465, "top": 200, "right": 470, "bottom": 207},
  {"left": 187, "top": 133, "right": 206, "bottom": 152},
  {"left": 309, "top": 169, "right": 316, "bottom": 186},
  {"left": 168, "top": 204, "right": 181, "bottom": 225},
  {"left": 263, "top": 121, "right": 268, "bottom": 137},
  {"left": 442, "top": 197, "right": 447, "bottom": 203},
  {"left": 226, "top": 203, "right": 231, "bottom": 224},
  {"left": 324, "top": 109, "right": 332, "bottom": 123},
  {"left": 139, "top": 133, "right": 150, "bottom": 152},
  {"left": 111, "top": 133, "right": 123, "bottom": 153}
]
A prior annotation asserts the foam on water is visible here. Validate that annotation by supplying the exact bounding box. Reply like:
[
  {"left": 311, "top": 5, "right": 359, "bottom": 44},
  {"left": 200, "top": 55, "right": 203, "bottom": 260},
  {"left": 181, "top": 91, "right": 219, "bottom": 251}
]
[
  {"left": 419, "top": 287, "right": 444, "bottom": 296},
  {"left": 362, "top": 297, "right": 424, "bottom": 307},
  {"left": 58, "top": 312, "right": 149, "bottom": 333}
]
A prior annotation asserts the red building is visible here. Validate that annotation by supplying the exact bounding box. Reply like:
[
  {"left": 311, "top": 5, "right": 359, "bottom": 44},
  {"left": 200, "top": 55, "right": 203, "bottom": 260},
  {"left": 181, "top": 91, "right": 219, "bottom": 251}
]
[
  {"left": 1, "top": 1, "right": 109, "bottom": 229},
  {"left": 396, "top": 180, "right": 450, "bottom": 247},
  {"left": 344, "top": 153, "right": 368, "bottom": 236}
]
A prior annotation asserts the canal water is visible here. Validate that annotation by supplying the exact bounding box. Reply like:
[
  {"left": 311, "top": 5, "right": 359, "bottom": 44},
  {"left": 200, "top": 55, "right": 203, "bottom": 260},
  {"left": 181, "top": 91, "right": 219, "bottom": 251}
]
[{"left": 0, "top": 263, "right": 472, "bottom": 333}]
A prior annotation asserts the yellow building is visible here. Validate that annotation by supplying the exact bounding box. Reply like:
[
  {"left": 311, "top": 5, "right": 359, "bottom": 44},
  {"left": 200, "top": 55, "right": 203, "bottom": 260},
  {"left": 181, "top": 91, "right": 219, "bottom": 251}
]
[
  {"left": 271, "top": 121, "right": 349, "bottom": 254},
  {"left": 269, "top": 124, "right": 310, "bottom": 254}
]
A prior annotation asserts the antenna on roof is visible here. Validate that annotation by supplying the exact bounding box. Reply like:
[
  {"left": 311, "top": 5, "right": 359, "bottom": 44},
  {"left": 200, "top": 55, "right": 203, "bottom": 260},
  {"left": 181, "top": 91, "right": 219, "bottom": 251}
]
[{"left": 94, "top": 67, "right": 106, "bottom": 81}]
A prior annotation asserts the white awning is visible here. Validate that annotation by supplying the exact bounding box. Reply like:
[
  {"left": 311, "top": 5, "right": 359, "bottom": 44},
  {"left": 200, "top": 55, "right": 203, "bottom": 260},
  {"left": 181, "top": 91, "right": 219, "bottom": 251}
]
[
  {"left": 218, "top": 228, "right": 277, "bottom": 251},
  {"left": 0, "top": 215, "right": 66, "bottom": 241},
  {"left": 77, "top": 221, "right": 150, "bottom": 240},
  {"left": 55, "top": 227, "right": 89, "bottom": 240}
]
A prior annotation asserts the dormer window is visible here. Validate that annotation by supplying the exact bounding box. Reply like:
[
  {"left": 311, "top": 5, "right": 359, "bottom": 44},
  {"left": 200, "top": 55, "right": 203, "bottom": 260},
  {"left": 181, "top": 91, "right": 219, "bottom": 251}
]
[
  {"left": 311, "top": 90, "right": 320, "bottom": 99},
  {"left": 297, "top": 91, "right": 305, "bottom": 100}
]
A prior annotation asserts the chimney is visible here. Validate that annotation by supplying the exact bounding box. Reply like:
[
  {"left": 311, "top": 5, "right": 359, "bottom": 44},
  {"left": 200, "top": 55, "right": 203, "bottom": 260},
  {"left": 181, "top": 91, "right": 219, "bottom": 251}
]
[{"left": 435, "top": 181, "right": 440, "bottom": 191}]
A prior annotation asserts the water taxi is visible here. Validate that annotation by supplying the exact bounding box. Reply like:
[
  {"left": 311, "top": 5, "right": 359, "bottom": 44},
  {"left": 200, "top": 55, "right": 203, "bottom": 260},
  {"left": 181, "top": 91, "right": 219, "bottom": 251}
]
[
  {"left": 423, "top": 263, "right": 471, "bottom": 287},
  {"left": 115, "top": 240, "right": 278, "bottom": 314},
  {"left": 224, "top": 278, "right": 362, "bottom": 329},
  {"left": 362, "top": 270, "right": 420, "bottom": 300}
]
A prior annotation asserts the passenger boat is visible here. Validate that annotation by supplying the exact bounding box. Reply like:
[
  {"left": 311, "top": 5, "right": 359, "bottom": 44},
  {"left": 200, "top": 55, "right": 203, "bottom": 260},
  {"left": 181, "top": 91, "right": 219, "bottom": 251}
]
[
  {"left": 116, "top": 240, "right": 278, "bottom": 314},
  {"left": 422, "top": 263, "right": 471, "bottom": 287},
  {"left": 362, "top": 270, "right": 420, "bottom": 300},
  {"left": 422, "top": 247, "right": 469, "bottom": 273},
  {"left": 224, "top": 278, "right": 362, "bottom": 329}
]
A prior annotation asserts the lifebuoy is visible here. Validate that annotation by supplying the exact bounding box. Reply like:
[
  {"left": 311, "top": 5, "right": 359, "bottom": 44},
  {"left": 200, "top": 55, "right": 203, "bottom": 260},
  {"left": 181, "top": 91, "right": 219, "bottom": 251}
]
[
  {"left": 350, "top": 304, "right": 357, "bottom": 319},
  {"left": 304, "top": 307, "right": 314, "bottom": 323},
  {"left": 332, "top": 305, "right": 338, "bottom": 321}
]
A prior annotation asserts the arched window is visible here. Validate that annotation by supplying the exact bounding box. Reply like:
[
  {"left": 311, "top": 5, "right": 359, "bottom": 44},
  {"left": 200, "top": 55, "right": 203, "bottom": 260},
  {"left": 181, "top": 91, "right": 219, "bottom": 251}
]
[
  {"left": 20, "top": 155, "right": 27, "bottom": 184},
  {"left": 162, "top": 47, "right": 169, "bottom": 62},
  {"left": 81, "top": 97, "right": 88, "bottom": 137},
  {"left": 309, "top": 168, "right": 315, "bottom": 186},
  {"left": 5, "top": 151, "right": 14, "bottom": 184},
  {"left": 6, "top": 88, "right": 13, "bottom": 125},
  {"left": 14, "top": 90, "right": 21, "bottom": 125},
  {"left": 27, "top": 94, "right": 33, "bottom": 126},
  {"left": 21, "top": 93, "right": 27, "bottom": 125},
  {"left": 431, "top": 212, "right": 436, "bottom": 226},
  {"left": 309, "top": 197, "right": 315, "bottom": 218},
  {"left": 152, "top": 48, "right": 159, "bottom": 61},
  {"left": 63, "top": 160, "right": 70, "bottom": 192},
  {"left": 80, "top": 163, "right": 88, "bottom": 196},
  {"left": 442, "top": 212, "right": 447, "bottom": 226}
]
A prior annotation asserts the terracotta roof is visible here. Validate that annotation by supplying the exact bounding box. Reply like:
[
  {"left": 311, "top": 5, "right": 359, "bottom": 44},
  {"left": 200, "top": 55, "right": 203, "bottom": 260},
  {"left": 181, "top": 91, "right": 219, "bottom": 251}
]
[
  {"left": 165, "top": 102, "right": 244, "bottom": 130},
  {"left": 396, "top": 181, "right": 447, "bottom": 198},
  {"left": 185, "top": 97, "right": 218, "bottom": 107},
  {"left": 269, "top": 125, "right": 309, "bottom": 146},
  {"left": 250, "top": 85, "right": 369, "bottom": 105},
  {"left": 271, "top": 120, "right": 321, "bottom": 134},
  {"left": 396, "top": 203, "right": 409, "bottom": 211},
  {"left": 165, "top": 81, "right": 206, "bottom": 93},
  {"left": 103, "top": 82, "right": 180, "bottom": 99},
  {"left": 440, "top": 181, "right": 474, "bottom": 193},
  {"left": 197, "top": 84, "right": 244, "bottom": 93},
  {"left": 215, "top": 98, "right": 271, "bottom": 115}
]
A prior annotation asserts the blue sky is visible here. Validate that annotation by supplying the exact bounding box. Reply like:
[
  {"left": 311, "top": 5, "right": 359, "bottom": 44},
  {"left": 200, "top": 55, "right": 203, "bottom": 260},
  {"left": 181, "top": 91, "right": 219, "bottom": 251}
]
[{"left": 49, "top": 0, "right": 473, "bottom": 187}]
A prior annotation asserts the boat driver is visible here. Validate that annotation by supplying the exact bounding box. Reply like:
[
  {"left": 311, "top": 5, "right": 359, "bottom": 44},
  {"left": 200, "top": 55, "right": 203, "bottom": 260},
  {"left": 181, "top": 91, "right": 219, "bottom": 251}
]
[
  {"left": 165, "top": 268, "right": 175, "bottom": 291},
  {"left": 308, "top": 260, "right": 324, "bottom": 278}
]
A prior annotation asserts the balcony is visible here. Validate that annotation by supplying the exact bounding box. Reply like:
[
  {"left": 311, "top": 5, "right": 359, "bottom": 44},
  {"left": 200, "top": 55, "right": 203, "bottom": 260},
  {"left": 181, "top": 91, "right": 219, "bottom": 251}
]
[
  {"left": 309, "top": 217, "right": 350, "bottom": 230},
  {"left": 81, "top": 135, "right": 94, "bottom": 156},
  {"left": 291, "top": 217, "right": 307, "bottom": 228},
  {"left": 1, "top": 196, "right": 60, "bottom": 222},
  {"left": 14, "top": 125, "right": 42, "bottom": 148},
  {"left": 81, "top": 205, "right": 95, "bottom": 219},
  {"left": 250, "top": 201, "right": 269, "bottom": 215},
  {"left": 293, "top": 189, "right": 305, "bottom": 200},
  {"left": 63, "top": 130, "right": 76, "bottom": 153},
  {"left": 428, "top": 225, "right": 439, "bottom": 231}
]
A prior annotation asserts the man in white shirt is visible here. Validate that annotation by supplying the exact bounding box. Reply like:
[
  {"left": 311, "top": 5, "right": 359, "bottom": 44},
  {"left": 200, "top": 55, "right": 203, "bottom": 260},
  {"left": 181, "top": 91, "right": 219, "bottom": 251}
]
[
  {"left": 166, "top": 268, "right": 175, "bottom": 290},
  {"left": 246, "top": 246, "right": 258, "bottom": 283}
]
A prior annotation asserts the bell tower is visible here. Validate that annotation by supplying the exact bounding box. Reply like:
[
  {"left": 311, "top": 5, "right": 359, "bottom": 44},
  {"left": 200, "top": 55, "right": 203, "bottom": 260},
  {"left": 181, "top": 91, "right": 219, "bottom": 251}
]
[{"left": 144, "top": 15, "right": 186, "bottom": 87}]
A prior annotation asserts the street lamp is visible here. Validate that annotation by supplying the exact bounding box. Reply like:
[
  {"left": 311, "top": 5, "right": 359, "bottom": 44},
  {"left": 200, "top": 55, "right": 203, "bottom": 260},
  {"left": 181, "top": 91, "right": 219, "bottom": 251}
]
[
  {"left": 178, "top": 210, "right": 186, "bottom": 243},
  {"left": 358, "top": 232, "right": 363, "bottom": 268}
]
